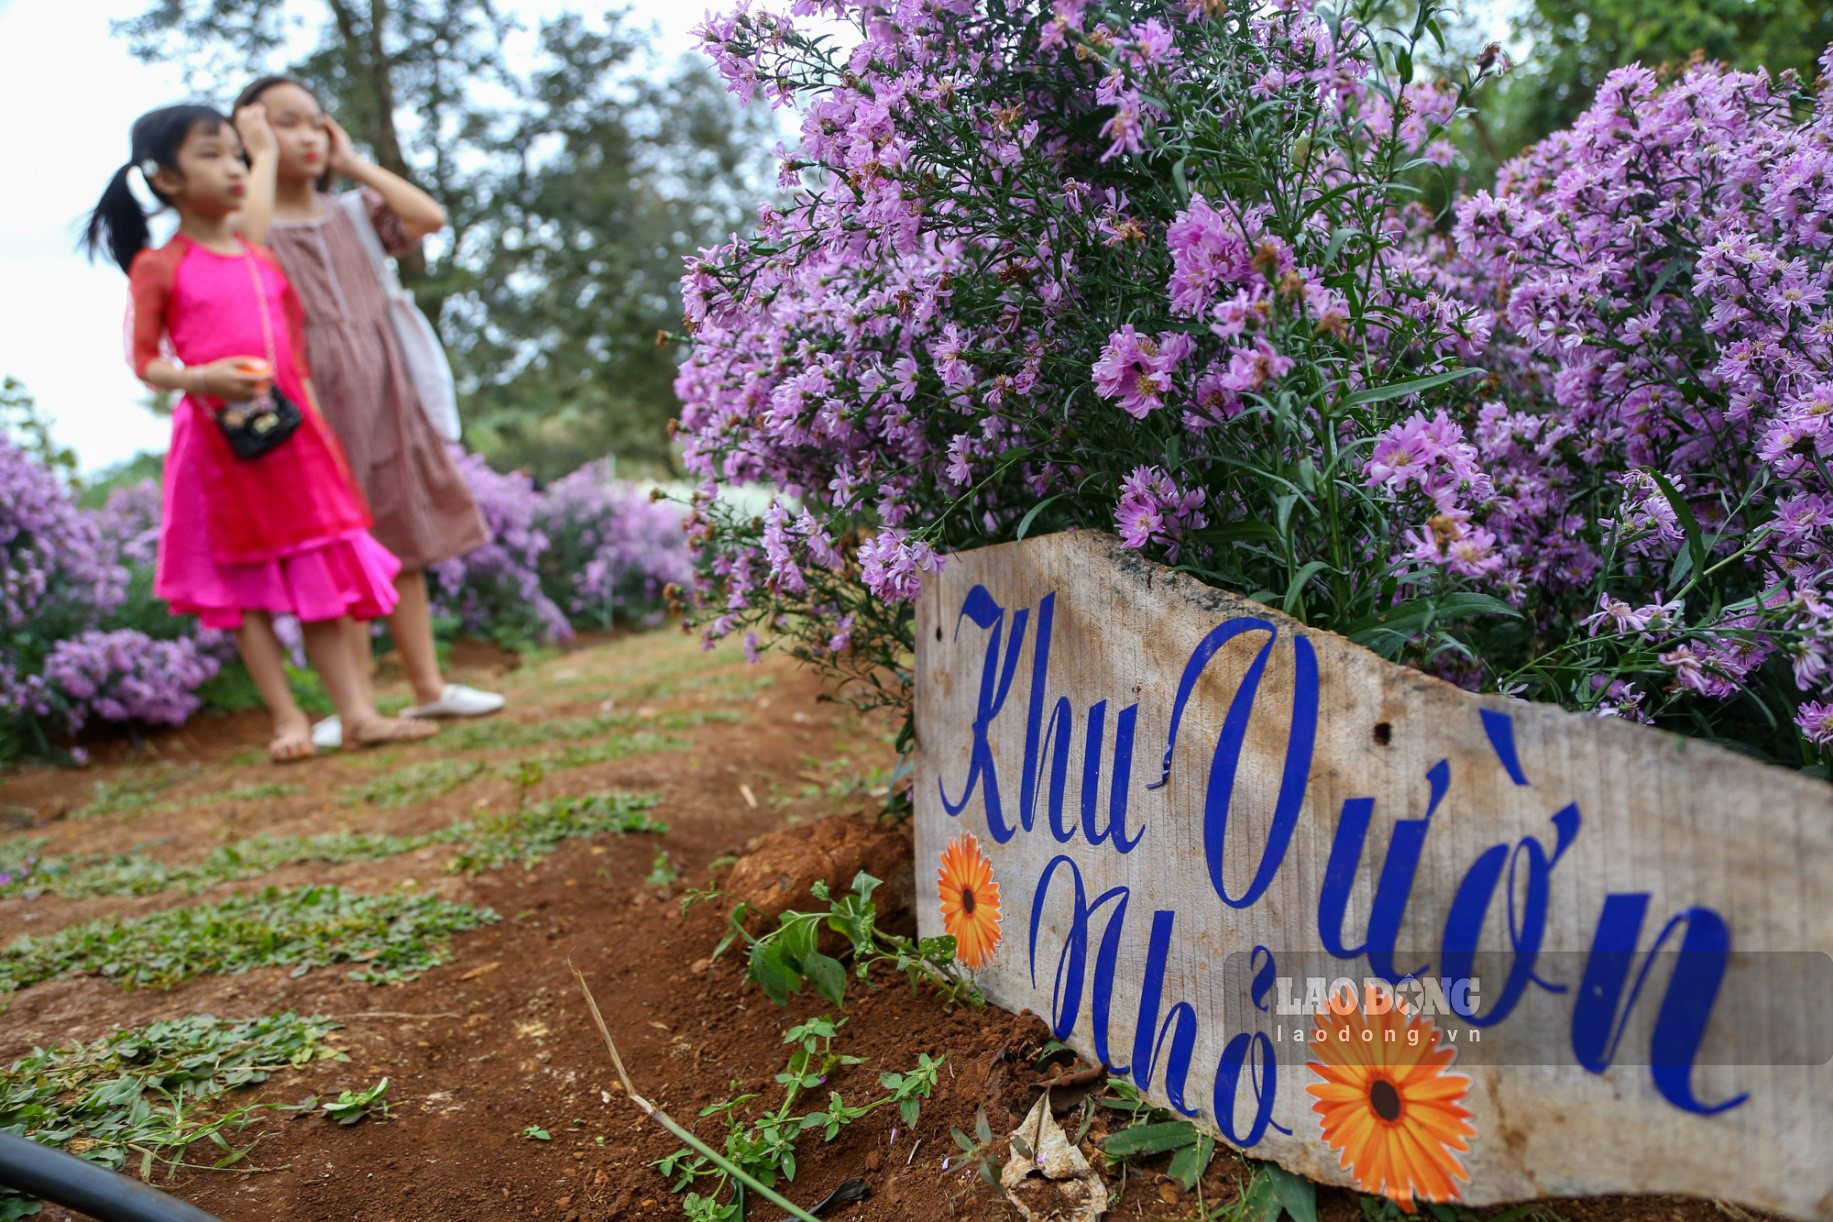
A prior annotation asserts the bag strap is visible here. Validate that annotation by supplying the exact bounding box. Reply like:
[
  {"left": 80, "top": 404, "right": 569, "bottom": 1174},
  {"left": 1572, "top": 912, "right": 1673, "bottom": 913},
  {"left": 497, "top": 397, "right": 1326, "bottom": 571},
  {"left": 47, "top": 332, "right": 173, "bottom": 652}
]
[
  {"left": 340, "top": 191, "right": 406, "bottom": 298},
  {"left": 243, "top": 249, "right": 278, "bottom": 367}
]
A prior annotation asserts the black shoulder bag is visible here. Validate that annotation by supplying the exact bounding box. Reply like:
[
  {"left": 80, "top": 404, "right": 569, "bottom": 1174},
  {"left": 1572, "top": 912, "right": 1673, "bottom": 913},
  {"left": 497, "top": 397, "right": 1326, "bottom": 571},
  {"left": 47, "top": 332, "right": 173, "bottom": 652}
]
[{"left": 214, "top": 252, "right": 303, "bottom": 461}]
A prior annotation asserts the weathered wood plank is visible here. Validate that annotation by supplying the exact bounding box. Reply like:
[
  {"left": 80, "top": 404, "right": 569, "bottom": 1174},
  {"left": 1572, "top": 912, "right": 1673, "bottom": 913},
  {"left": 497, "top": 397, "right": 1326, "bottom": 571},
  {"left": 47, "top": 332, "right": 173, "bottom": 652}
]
[{"left": 914, "top": 530, "right": 1833, "bottom": 1218}]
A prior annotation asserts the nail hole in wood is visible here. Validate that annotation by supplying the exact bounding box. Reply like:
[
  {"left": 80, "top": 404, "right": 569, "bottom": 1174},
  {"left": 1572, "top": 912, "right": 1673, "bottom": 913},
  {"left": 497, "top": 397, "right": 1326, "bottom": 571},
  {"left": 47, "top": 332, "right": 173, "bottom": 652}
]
[{"left": 1373, "top": 722, "right": 1392, "bottom": 746}]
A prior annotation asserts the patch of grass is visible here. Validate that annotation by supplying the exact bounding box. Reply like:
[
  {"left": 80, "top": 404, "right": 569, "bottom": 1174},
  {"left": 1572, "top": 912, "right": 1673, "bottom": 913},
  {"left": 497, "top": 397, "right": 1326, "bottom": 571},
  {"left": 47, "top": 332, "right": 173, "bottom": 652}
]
[
  {"left": 0, "top": 884, "right": 498, "bottom": 992},
  {"left": 68, "top": 766, "right": 202, "bottom": 820},
  {"left": 4, "top": 830, "right": 436, "bottom": 900},
  {"left": 204, "top": 781, "right": 308, "bottom": 805},
  {"left": 8, "top": 789, "right": 665, "bottom": 900},
  {"left": 537, "top": 731, "right": 691, "bottom": 772},
  {"left": 0, "top": 1012, "right": 345, "bottom": 1210},
  {"left": 646, "top": 672, "right": 778, "bottom": 703},
  {"left": 340, "top": 758, "right": 487, "bottom": 808},
  {"left": 0, "top": 837, "right": 46, "bottom": 890},
  {"left": 438, "top": 708, "right": 748, "bottom": 754},
  {"left": 447, "top": 792, "right": 665, "bottom": 874}
]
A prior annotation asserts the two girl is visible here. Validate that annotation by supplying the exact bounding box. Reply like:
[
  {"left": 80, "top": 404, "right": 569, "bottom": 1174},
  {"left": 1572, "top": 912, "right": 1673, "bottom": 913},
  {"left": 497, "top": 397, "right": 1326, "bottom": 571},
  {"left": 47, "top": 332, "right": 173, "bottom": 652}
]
[
  {"left": 84, "top": 105, "right": 437, "bottom": 761},
  {"left": 87, "top": 86, "right": 504, "bottom": 762},
  {"left": 231, "top": 77, "right": 501, "bottom": 750}
]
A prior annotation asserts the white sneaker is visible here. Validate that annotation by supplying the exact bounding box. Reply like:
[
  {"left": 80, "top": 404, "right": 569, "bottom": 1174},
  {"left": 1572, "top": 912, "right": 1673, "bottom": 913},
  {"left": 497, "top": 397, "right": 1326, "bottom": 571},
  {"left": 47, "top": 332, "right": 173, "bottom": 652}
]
[
  {"left": 404, "top": 684, "right": 506, "bottom": 719},
  {"left": 312, "top": 716, "right": 343, "bottom": 750}
]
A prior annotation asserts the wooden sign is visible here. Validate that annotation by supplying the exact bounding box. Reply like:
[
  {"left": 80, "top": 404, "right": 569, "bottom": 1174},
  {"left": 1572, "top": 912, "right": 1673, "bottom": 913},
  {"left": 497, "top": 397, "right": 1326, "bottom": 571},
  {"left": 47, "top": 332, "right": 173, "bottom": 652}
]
[{"left": 913, "top": 531, "right": 1833, "bottom": 1218}]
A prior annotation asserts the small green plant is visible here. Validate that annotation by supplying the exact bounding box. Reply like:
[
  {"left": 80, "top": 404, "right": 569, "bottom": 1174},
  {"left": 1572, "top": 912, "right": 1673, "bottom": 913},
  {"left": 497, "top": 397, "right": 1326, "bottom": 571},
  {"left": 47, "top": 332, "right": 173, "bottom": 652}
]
[
  {"left": 0, "top": 884, "right": 498, "bottom": 992},
  {"left": 724, "top": 872, "right": 976, "bottom": 1011},
  {"left": 340, "top": 758, "right": 486, "bottom": 808},
  {"left": 646, "top": 849, "right": 680, "bottom": 887},
  {"left": 0, "top": 1012, "right": 344, "bottom": 1214},
  {"left": 9, "top": 790, "right": 663, "bottom": 900},
  {"left": 68, "top": 766, "right": 200, "bottom": 820},
  {"left": 536, "top": 731, "right": 692, "bottom": 771},
  {"left": 203, "top": 781, "right": 307, "bottom": 805},
  {"left": 446, "top": 791, "right": 665, "bottom": 874},
  {"left": 321, "top": 1077, "right": 391, "bottom": 1126},
  {"left": 650, "top": 1017, "right": 940, "bottom": 1220},
  {"left": 522, "top": 1125, "right": 552, "bottom": 1142},
  {"left": 945, "top": 1106, "right": 1002, "bottom": 1191}
]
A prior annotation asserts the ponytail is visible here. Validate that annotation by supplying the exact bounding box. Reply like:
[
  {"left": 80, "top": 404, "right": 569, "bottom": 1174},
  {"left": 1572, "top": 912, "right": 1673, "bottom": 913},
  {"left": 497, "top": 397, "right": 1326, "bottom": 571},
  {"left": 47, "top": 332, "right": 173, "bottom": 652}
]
[
  {"left": 79, "top": 104, "right": 234, "bottom": 274},
  {"left": 82, "top": 163, "right": 153, "bottom": 273}
]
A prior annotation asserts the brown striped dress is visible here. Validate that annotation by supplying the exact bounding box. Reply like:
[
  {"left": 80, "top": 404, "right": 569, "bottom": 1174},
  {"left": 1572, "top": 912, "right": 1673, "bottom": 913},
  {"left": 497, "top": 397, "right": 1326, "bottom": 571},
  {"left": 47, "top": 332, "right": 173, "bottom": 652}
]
[{"left": 266, "top": 190, "right": 486, "bottom": 572}]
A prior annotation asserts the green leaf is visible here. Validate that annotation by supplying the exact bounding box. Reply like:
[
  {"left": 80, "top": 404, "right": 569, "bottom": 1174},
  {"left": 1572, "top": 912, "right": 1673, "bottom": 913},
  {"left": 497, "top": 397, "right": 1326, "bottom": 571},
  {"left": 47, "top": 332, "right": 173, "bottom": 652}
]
[
  {"left": 1166, "top": 1132, "right": 1216, "bottom": 1189},
  {"left": 779, "top": 917, "right": 818, "bottom": 968},
  {"left": 1345, "top": 592, "right": 1520, "bottom": 652},
  {"left": 803, "top": 952, "right": 848, "bottom": 1009},
  {"left": 1283, "top": 559, "right": 1332, "bottom": 617},
  {"left": 1102, "top": 1120, "right": 1201, "bottom": 1158},
  {"left": 1267, "top": 1164, "right": 1319, "bottom": 1222},
  {"left": 1015, "top": 493, "right": 1067, "bottom": 542},
  {"left": 1649, "top": 471, "right": 1709, "bottom": 593},
  {"left": 1340, "top": 366, "right": 1484, "bottom": 409},
  {"left": 1239, "top": 1170, "right": 1285, "bottom": 1222},
  {"left": 748, "top": 941, "right": 802, "bottom": 1006}
]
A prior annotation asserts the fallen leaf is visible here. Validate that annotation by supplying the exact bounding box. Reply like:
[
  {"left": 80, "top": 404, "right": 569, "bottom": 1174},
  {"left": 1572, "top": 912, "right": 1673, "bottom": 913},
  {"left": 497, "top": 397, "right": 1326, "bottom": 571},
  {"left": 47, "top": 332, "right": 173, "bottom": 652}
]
[
  {"left": 739, "top": 784, "right": 758, "bottom": 809},
  {"left": 460, "top": 962, "right": 502, "bottom": 981},
  {"left": 1001, "top": 1093, "right": 1109, "bottom": 1221}
]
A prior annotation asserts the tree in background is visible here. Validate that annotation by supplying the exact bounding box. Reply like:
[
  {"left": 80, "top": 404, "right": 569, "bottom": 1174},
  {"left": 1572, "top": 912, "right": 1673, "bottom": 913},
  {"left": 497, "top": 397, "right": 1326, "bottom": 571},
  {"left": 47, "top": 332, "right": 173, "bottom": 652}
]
[
  {"left": 115, "top": 0, "right": 775, "bottom": 479},
  {"left": 1501, "top": 0, "right": 1832, "bottom": 150}
]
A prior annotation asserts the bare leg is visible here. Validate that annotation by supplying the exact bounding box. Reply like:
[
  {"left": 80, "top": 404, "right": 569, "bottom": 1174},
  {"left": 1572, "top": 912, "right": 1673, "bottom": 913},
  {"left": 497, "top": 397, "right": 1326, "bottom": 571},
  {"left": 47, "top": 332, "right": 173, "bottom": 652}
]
[
  {"left": 237, "top": 612, "right": 312, "bottom": 762},
  {"left": 387, "top": 570, "right": 446, "bottom": 706},
  {"left": 302, "top": 616, "right": 437, "bottom": 745},
  {"left": 343, "top": 616, "right": 377, "bottom": 709}
]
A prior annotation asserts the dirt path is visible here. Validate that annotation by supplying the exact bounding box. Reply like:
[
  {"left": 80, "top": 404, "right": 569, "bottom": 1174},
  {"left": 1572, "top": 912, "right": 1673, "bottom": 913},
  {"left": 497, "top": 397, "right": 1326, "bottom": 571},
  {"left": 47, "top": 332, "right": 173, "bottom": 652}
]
[{"left": 0, "top": 632, "right": 1765, "bottom": 1222}]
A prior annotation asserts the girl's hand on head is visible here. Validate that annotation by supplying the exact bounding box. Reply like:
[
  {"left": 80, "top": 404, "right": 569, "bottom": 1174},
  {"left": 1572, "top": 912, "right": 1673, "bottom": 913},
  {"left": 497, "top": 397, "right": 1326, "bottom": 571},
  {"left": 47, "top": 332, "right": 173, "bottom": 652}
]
[
  {"left": 323, "top": 115, "right": 362, "bottom": 176},
  {"left": 234, "top": 103, "right": 276, "bottom": 161}
]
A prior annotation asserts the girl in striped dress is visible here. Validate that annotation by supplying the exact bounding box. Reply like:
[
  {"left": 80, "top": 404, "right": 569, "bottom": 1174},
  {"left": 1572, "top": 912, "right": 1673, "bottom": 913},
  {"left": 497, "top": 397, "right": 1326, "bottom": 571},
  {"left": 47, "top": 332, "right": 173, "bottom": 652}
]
[{"left": 233, "top": 79, "right": 503, "bottom": 748}]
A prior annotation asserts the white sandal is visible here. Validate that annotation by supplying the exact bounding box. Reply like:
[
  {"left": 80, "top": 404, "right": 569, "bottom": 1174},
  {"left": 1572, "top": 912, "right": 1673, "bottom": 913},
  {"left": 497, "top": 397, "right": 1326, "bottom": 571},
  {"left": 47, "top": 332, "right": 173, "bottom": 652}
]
[{"left": 403, "top": 684, "right": 506, "bottom": 719}]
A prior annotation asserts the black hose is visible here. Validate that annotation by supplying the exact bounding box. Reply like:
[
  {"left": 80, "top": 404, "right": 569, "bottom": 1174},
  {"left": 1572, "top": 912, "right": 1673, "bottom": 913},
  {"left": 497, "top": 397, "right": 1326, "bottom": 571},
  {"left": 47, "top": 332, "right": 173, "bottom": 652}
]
[{"left": 0, "top": 1132, "right": 221, "bottom": 1222}]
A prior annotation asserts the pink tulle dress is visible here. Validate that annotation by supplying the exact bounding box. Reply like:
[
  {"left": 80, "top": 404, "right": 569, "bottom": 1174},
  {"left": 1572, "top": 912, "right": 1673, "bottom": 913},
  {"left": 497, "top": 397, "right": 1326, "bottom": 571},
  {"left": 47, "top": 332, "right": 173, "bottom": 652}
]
[{"left": 128, "top": 234, "right": 401, "bottom": 631}]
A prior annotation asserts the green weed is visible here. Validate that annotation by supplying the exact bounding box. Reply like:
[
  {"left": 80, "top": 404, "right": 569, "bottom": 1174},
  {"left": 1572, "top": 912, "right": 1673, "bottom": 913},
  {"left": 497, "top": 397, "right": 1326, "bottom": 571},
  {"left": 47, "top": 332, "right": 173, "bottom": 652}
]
[
  {"left": 447, "top": 791, "right": 665, "bottom": 874},
  {"left": 0, "top": 1012, "right": 345, "bottom": 1213},
  {"left": 204, "top": 781, "right": 308, "bottom": 805},
  {"left": 537, "top": 732, "right": 691, "bottom": 771},
  {"left": 730, "top": 872, "right": 977, "bottom": 1011},
  {"left": 340, "top": 759, "right": 487, "bottom": 808},
  {"left": 0, "top": 884, "right": 497, "bottom": 992},
  {"left": 5, "top": 830, "right": 436, "bottom": 900},
  {"left": 646, "top": 849, "right": 679, "bottom": 887},
  {"left": 651, "top": 1016, "right": 940, "bottom": 1219},
  {"left": 320, "top": 1077, "right": 390, "bottom": 1126},
  {"left": 68, "top": 766, "right": 201, "bottom": 820},
  {"left": 9, "top": 790, "right": 664, "bottom": 900}
]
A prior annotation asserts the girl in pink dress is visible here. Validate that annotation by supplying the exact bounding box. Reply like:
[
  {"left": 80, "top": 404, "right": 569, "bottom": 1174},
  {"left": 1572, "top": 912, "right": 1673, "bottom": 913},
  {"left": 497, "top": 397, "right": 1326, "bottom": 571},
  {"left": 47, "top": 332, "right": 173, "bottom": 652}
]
[{"left": 84, "top": 103, "right": 439, "bottom": 762}]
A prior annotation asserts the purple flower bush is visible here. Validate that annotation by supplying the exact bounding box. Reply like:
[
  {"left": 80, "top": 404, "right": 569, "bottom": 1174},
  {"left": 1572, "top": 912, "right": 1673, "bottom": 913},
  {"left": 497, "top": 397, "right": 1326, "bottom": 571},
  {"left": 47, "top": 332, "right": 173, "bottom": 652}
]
[
  {"left": 535, "top": 462, "right": 695, "bottom": 632},
  {"left": 426, "top": 450, "right": 573, "bottom": 649},
  {"left": 425, "top": 448, "right": 694, "bottom": 648},
  {"left": 677, "top": 0, "right": 1833, "bottom": 770},
  {"left": 1, "top": 431, "right": 130, "bottom": 754},
  {"left": 1399, "top": 53, "right": 1833, "bottom": 756},
  {"left": 41, "top": 630, "right": 220, "bottom": 734}
]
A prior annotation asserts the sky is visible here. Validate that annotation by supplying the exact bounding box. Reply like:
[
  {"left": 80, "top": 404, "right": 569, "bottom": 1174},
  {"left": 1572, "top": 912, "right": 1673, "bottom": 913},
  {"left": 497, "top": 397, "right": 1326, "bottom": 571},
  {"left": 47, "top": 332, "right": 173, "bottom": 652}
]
[{"left": 0, "top": 0, "right": 713, "bottom": 476}]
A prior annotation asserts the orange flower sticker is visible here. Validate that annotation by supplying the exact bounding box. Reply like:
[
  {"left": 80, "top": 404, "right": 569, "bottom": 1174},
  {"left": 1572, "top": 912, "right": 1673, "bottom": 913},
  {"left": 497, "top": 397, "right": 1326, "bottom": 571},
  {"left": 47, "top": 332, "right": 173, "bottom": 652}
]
[
  {"left": 936, "top": 833, "right": 1002, "bottom": 969},
  {"left": 1306, "top": 987, "right": 1476, "bottom": 1212}
]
